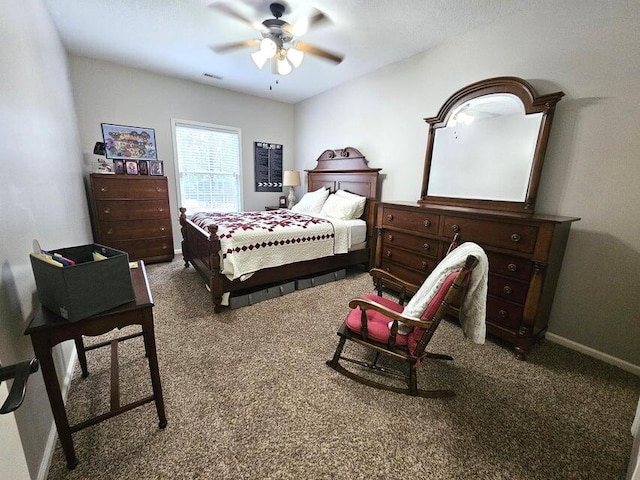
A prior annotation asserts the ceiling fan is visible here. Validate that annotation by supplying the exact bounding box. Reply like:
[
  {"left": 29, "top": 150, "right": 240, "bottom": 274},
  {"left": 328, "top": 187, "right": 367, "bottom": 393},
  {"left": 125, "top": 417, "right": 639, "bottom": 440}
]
[{"left": 210, "top": 1, "right": 344, "bottom": 76}]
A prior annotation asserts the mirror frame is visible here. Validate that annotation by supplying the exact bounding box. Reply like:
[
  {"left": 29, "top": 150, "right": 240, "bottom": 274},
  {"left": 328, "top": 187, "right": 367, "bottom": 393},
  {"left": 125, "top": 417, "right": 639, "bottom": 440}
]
[{"left": 419, "top": 76, "right": 564, "bottom": 214}]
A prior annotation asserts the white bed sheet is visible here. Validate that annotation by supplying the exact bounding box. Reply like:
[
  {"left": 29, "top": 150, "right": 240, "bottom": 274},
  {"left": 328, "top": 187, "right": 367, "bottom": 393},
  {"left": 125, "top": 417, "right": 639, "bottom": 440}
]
[{"left": 314, "top": 214, "right": 367, "bottom": 250}]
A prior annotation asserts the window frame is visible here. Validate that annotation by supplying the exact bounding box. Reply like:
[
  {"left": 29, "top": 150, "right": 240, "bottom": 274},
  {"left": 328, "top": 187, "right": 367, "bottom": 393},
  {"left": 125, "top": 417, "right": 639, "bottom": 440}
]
[{"left": 171, "top": 118, "right": 243, "bottom": 213}]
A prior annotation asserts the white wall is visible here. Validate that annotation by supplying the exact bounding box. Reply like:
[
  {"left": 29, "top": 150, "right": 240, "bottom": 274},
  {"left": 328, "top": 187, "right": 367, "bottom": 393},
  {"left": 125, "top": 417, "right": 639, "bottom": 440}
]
[
  {"left": 294, "top": 0, "right": 640, "bottom": 367},
  {"left": 68, "top": 56, "right": 295, "bottom": 249},
  {"left": 0, "top": 0, "right": 92, "bottom": 478}
]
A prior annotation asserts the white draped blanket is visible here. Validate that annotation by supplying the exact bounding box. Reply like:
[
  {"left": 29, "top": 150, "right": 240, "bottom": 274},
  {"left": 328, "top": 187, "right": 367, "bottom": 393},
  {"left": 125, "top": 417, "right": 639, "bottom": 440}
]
[
  {"left": 402, "top": 242, "right": 489, "bottom": 344},
  {"left": 190, "top": 210, "right": 348, "bottom": 280}
]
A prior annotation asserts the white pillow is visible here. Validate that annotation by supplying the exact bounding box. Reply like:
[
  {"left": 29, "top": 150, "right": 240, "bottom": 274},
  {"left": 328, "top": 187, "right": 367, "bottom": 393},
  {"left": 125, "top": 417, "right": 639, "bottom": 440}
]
[
  {"left": 335, "top": 190, "right": 367, "bottom": 218},
  {"left": 320, "top": 193, "right": 359, "bottom": 220},
  {"left": 291, "top": 187, "right": 329, "bottom": 214}
]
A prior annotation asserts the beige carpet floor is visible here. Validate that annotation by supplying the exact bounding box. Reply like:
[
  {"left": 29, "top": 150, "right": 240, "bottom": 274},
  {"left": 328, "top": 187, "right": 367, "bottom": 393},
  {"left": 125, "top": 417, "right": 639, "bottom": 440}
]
[{"left": 47, "top": 258, "right": 640, "bottom": 479}]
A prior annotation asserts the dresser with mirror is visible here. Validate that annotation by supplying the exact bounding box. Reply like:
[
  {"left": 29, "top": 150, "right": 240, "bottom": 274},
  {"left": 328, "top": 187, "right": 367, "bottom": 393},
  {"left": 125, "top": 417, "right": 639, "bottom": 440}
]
[{"left": 375, "top": 76, "right": 579, "bottom": 359}]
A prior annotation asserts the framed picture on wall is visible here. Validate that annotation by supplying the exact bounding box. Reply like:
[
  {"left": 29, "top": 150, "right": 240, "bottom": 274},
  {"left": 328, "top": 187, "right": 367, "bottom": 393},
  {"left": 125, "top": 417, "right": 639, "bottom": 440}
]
[
  {"left": 101, "top": 123, "right": 157, "bottom": 160},
  {"left": 149, "top": 160, "right": 163, "bottom": 176}
]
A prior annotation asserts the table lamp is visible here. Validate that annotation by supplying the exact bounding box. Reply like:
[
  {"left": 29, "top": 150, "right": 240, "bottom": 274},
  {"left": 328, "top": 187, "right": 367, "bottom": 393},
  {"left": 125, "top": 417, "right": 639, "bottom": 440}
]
[{"left": 283, "top": 170, "right": 301, "bottom": 208}]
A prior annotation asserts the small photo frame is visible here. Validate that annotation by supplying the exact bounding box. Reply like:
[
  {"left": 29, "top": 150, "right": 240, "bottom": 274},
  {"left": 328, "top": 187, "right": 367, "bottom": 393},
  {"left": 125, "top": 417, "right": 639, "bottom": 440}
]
[
  {"left": 138, "top": 160, "right": 149, "bottom": 175},
  {"left": 279, "top": 195, "right": 287, "bottom": 208},
  {"left": 125, "top": 160, "right": 139, "bottom": 175},
  {"left": 149, "top": 160, "right": 163, "bottom": 176},
  {"left": 114, "top": 159, "right": 125, "bottom": 174}
]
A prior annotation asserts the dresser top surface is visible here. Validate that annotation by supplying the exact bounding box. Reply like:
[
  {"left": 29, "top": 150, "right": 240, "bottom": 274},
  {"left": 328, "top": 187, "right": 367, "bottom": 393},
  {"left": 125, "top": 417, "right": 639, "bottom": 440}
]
[{"left": 380, "top": 201, "right": 580, "bottom": 224}]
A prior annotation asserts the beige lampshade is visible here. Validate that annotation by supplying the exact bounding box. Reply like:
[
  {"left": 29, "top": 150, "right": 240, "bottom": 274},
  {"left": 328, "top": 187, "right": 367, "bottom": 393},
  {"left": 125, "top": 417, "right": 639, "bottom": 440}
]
[{"left": 282, "top": 170, "right": 301, "bottom": 187}]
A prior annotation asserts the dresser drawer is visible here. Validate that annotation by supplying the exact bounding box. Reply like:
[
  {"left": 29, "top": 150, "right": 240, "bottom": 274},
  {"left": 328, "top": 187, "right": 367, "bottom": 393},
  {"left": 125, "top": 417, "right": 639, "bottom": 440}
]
[
  {"left": 381, "top": 230, "right": 440, "bottom": 258},
  {"left": 380, "top": 206, "right": 439, "bottom": 234},
  {"left": 488, "top": 274, "right": 529, "bottom": 304},
  {"left": 92, "top": 177, "right": 168, "bottom": 200},
  {"left": 379, "top": 260, "right": 427, "bottom": 286},
  {"left": 381, "top": 248, "right": 438, "bottom": 274},
  {"left": 96, "top": 199, "right": 170, "bottom": 221},
  {"left": 442, "top": 216, "right": 537, "bottom": 253},
  {"left": 486, "top": 251, "right": 532, "bottom": 282},
  {"left": 100, "top": 219, "right": 172, "bottom": 241},
  {"left": 108, "top": 237, "right": 174, "bottom": 261},
  {"left": 486, "top": 297, "right": 523, "bottom": 331}
]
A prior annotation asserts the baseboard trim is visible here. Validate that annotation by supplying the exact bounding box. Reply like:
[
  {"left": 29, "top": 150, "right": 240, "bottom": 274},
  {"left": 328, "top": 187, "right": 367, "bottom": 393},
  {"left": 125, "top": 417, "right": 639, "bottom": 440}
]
[
  {"left": 37, "top": 349, "right": 78, "bottom": 480},
  {"left": 546, "top": 333, "right": 640, "bottom": 376}
]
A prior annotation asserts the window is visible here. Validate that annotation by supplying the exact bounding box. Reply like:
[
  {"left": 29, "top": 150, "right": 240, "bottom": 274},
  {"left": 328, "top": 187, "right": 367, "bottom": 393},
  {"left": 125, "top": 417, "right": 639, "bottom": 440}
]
[{"left": 172, "top": 119, "right": 242, "bottom": 213}]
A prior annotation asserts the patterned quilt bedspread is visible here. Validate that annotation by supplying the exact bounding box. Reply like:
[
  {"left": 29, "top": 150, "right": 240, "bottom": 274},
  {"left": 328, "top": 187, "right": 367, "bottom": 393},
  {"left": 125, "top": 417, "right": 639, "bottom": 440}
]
[{"left": 189, "top": 210, "right": 348, "bottom": 280}]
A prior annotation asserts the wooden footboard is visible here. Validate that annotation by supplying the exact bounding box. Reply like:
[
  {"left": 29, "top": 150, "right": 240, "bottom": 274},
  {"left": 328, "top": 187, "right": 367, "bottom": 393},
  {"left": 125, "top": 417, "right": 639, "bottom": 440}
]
[{"left": 179, "top": 207, "right": 226, "bottom": 311}]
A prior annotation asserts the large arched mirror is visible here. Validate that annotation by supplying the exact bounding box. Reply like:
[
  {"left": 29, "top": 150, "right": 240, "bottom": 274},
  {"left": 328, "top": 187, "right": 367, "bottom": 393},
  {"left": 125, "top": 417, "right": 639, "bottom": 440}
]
[{"left": 419, "top": 77, "right": 564, "bottom": 214}]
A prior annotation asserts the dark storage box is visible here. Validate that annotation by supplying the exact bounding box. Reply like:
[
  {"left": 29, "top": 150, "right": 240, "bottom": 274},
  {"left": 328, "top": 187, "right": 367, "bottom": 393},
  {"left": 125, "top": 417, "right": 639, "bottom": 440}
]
[
  {"left": 228, "top": 281, "right": 296, "bottom": 309},
  {"left": 295, "top": 269, "right": 346, "bottom": 290},
  {"left": 30, "top": 244, "right": 135, "bottom": 321}
]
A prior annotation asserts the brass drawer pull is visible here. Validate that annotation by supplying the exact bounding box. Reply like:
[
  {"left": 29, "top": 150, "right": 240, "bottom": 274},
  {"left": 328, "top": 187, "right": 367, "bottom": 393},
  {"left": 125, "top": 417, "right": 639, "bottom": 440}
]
[
  {"left": 162, "top": 244, "right": 168, "bottom": 250},
  {"left": 156, "top": 187, "right": 162, "bottom": 192},
  {"left": 160, "top": 226, "right": 166, "bottom": 232},
  {"left": 503, "top": 286, "right": 513, "bottom": 295},
  {"left": 511, "top": 233, "right": 521, "bottom": 242},
  {"left": 387, "top": 234, "right": 394, "bottom": 242},
  {"left": 423, "top": 243, "right": 430, "bottom": 250},
  {"left": 106, "top": 228, "right": 113, "bottom": 235},
  {"left": 158, "top": 207, "right": 164, "bottom": 212},
  {"left": 420, "top": 261, "right": 428, "bottom": 269},
  {"left": 498, "top": 310, "right": 507, "bottom": 318},
  {"left": 452, "top": 224, "right": 460, "bottom": 233},
  {"left": 100, "top": 186, "right": 108, "bottom": 192},
  {"left": 386, "top": 214, "right": 394, "bottom": 221},
  {"left": 103, "top": 208, "right": 111, "bottom": 214},
  {"left": 423, "top": 219, "right": 431, "bottom": 228},
  {"left": 385, "top": 250, "right": 392, "bottom": 258},
  {"left": 507, "top": 263, "right": 518, "bottom": 272}
]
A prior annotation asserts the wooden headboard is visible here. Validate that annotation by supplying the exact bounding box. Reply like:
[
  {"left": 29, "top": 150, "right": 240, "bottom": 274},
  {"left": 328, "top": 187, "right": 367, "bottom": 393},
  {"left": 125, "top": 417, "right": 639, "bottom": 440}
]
[
  {"left": 306, "top": 147, "right": 380, "bottom": 199},
  {"left": 306, "top": 147, "right": 381, "bottom": 242}
]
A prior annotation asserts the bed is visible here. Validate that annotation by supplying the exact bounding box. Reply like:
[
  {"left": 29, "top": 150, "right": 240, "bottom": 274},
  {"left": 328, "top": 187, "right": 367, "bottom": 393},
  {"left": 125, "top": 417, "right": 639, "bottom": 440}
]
[{"left": 179, "top": 147, "right": 381, "bottom": 312}]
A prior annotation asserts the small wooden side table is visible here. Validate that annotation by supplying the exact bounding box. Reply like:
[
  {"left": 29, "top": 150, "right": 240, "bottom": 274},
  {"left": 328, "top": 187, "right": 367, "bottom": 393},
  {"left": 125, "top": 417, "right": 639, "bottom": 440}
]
[{"left": 25, "top": 261, "right": 167, "bottom": 470}]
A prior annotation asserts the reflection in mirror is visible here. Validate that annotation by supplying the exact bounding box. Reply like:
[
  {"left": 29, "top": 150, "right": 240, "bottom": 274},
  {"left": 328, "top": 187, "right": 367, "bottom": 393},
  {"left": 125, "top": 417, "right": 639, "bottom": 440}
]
[
  {"left": 427, "top": 94, "right": 542, "bottom": 202},
  {"left": 420, "top": 77, "right": 564, "bottom": 213}
]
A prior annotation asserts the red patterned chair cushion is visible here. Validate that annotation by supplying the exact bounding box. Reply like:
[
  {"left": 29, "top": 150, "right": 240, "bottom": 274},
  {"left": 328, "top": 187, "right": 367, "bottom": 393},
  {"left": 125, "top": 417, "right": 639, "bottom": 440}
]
[{"left": 345, "top": 272, "right": 458, "bottom": 355}]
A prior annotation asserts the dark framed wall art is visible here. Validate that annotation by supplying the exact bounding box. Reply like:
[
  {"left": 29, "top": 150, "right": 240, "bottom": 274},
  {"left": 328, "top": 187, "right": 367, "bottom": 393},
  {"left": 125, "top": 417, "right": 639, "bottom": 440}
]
[
  {"left": 101, "top": 123, "right": 157, "bottom": 160},
  {"left": 254, "top": 142, "right": 282, "bottom": 192}
]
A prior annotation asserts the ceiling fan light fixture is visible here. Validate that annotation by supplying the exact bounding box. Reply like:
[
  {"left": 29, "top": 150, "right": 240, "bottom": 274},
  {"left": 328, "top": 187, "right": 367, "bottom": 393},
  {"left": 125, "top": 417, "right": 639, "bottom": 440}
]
[
  {"left": 276, "top": 56, "right": 292, "bottom": 75},
  {"left": 259, "top": 38, "right": 277, "bottom": 58},
  {"left": 251, "top": 50, "right": 269, "bottom": 69},
  {"left": 286, "top": 47, "right": 304, "bottom": 68}
]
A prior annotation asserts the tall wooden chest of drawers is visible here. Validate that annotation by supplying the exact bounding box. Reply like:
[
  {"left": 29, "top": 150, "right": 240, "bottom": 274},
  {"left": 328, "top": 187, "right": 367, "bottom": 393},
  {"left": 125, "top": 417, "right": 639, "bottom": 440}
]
[
  {"left": 375, "top": 201, "right": 579, "bottom": 359},
  {"left": 89, "top": 174, "right": 174, "bottom": 263}
]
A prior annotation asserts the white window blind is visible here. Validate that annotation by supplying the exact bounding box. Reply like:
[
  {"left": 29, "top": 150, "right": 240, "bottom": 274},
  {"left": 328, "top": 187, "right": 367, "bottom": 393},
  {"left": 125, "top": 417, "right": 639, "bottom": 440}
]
[{"left": 173, "top": 120, "right": 242, "bottom": 212}]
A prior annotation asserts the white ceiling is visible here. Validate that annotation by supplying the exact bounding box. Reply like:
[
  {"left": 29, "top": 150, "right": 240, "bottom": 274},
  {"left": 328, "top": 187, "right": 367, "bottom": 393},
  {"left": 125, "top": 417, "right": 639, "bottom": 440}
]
[{"left": 44, "top": 0, "right": 542, "bottom": 104}]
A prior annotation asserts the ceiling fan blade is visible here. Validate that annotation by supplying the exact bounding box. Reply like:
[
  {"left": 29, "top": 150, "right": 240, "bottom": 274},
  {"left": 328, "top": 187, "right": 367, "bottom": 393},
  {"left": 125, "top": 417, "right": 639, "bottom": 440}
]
[
  {"left": 211, "top": 39, "right": 260, "bottom": 53},
  {"left": 208, "top": 2, "right": 267, "bottom": 32},
  {"left": 308, "top": 9, "right": 330, "bottom": 29},
  {"left": 295, "top": 41, "right": 344, "bottom": 64},
  {"left": 290, "top": 7, "right": 330, "bottom": 36}
]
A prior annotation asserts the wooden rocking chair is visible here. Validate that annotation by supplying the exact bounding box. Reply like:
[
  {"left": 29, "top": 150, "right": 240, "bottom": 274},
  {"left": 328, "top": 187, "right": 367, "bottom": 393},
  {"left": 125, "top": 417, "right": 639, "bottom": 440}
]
[{"left": 326, "top": 253, "right": 480, "bottom": 398}]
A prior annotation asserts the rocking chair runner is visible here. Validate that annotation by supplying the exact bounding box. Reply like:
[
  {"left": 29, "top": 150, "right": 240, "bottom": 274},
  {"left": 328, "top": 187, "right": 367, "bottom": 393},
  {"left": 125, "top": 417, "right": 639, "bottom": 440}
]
[{"left": 326, "top": 244, "right": 486, "bottom": 398}]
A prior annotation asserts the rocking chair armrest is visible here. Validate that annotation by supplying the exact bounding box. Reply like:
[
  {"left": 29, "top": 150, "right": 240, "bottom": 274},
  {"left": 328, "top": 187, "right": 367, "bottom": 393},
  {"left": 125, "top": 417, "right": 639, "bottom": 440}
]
[
  {"left": 368, "top": 269, "right": 421, "bottom": 295},
  {"left": 348, "top": 298, "right": 433, "bottom": 330}
]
